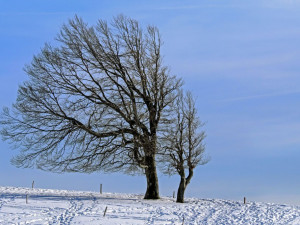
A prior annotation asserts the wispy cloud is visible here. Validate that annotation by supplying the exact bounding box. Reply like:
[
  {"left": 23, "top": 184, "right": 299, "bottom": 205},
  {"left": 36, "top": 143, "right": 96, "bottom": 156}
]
[
  {"left": 222, "top": 28, "right": 300, "bottom": 42},
  {"left": 155, "top": 4, "right": 247, "bottom": 11},
  {"left": 0, "top": 12, "right": 71, "bottom": 16},
  {"left": 153, "top": 0, "right": 300, "bottom": 11},
  {"left": 223, "top": 89, "right": 300, "bottom": 102},
  {"left": 198, "top": 54, "right": 295, "bottom": 71},
  {"left": 171, "top": 53, "right": 298, "bottom": 79},
  {"left": 262, "top": 0, "right": 300, "bottom": 9}
]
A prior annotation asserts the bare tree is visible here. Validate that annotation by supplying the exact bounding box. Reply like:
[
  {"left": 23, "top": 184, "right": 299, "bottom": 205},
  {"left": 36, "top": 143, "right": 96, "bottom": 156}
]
[
  {"left": 0, "top": 15, "right": 182, "bottom": 199},
  {"left": 160, "top": 90, "right": 208, "bottom": 203}
]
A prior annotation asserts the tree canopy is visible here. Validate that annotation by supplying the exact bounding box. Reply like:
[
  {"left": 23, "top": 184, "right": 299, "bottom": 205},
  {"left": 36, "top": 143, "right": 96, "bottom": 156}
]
[{"left": 0, "top": 15, "right": 208, "bottom": 200}]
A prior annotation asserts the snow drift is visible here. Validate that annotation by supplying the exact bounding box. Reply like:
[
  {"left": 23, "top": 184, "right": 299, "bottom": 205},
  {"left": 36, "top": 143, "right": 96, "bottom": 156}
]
[{"left": 0, "top": 186, "right": 300, "bottom": 224}]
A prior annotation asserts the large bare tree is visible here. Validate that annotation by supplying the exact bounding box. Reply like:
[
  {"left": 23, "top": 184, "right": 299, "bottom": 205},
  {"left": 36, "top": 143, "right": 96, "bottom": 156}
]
[
  {"left": 160, "top": 90, "right": 208, "bottom": 203},
  {"left": 0, "top": 15, "right": 182, "bottom": 199}
]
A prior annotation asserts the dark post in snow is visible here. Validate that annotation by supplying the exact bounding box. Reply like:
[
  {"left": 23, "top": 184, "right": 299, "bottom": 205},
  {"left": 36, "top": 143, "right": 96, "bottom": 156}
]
[
  {"left": 26, "top": 194, "right": 28, "bottom": 204},
  {"left": 103, "top": 206, "right": 108, "bottom": 217},
  {"left": 32, "top": 180, "right": 34, "bottom": 189},
  {"left": 100, "top": 184, "right": 102, "bottom": 194},
  {"left": 173, "top": 191, "right": 175, "bottom": 198},
  {"left": 244, "top": 197, "right": 246, "bottom": 204}
]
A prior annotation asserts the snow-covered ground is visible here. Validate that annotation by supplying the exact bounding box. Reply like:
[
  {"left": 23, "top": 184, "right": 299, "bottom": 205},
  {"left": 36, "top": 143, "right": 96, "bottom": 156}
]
[{"left": 1, "top": 186, "right": 300, "bottom": 224}]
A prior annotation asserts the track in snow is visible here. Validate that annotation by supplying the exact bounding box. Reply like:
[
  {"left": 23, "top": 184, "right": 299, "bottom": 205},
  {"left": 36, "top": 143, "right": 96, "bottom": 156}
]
[{"left": 1, "top": 186, "right": 300, "bottom": 224}]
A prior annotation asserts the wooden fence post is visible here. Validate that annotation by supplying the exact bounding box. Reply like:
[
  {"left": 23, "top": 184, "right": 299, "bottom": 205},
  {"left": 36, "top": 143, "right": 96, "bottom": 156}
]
[
  {"left": 244, "top": 197, "right": 246, "bottom": 204},
  {"left": 32, "top": 180, "right": 34, "bottom": 189},
  {"left": 100, "top": 184, "right": 102, "bottom": 194},
  {"left": 26, "top": 194, "right": 28, "bottom": 204},
  {"left": 103, "top": 206, "right": 108, "bottom": 217},
  {"left": 173, "top": 191, "right": 175, "bottom": 198}
]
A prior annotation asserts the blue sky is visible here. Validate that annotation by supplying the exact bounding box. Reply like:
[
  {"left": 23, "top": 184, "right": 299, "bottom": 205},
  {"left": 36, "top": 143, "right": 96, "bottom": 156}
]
[{"left": 1, "top": 0, "right": 300, "bottom": 204}]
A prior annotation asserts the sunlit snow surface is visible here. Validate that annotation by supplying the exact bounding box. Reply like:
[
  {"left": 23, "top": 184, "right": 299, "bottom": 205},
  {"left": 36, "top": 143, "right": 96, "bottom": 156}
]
[{"left": 1, "top": 186, "right": 300, "bottom": 224}]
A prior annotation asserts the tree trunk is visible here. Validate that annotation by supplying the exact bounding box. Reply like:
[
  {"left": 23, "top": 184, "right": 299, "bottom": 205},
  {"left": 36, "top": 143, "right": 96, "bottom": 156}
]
[
  {"left": 144, "top": 155, "right": 160, "bottom": 199},
  {"left": 176, "top": 177, "right": 186, "bottom": 203},
  {"left": 176, "top": 169, "right": 193, "bottom": 203}
]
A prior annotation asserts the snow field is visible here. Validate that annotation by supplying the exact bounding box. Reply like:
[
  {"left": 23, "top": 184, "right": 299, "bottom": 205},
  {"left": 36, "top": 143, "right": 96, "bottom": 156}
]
[{"left": 1, "top": 186, "right": 300, "bottom": 224}]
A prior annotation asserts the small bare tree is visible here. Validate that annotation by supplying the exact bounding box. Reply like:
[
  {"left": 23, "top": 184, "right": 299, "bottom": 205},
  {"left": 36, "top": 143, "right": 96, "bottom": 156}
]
[
  {"left": 0, "top": 15, "right": 182, "bottom": 199},
  {"left": 160, "top": 90, "right": 208, "bottom": 203}
]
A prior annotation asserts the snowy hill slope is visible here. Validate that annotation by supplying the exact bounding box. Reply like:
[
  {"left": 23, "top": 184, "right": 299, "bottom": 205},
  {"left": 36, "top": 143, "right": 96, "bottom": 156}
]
[{"left": 1, "top": 186, "right": 300, "bottom": 224}]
